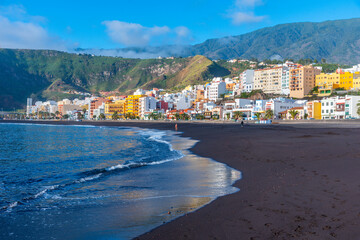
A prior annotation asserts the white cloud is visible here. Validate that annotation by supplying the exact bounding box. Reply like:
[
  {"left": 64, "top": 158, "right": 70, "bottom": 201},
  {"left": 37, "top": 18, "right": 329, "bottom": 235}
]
[
  {"left": 102, "top": 20, "right": 191, "bottom": 47},
  {"left": 229, "top": 0, "right": 266, "bottom": 25},
  {"left": 0, "top": 5, "right": 70, "bottom": 50},
  {"left": 236, "top": 0, "right": 263, "bottom": 8},
  {"left": 175, "top": 26, "right": 191, "bottom": 38},
  {"left": 232, "top": 12, "right": 265, "bottom": 24}
]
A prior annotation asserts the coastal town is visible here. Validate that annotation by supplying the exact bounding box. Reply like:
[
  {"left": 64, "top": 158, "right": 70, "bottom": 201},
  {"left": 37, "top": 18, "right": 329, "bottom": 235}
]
[{"left": 23, "top": 61, "right": 360, "bottom": 121}]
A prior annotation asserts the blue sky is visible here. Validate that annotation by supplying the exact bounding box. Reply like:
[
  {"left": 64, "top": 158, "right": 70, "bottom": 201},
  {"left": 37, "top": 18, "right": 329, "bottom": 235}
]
[{"left": 1, "top": 0, "right": 360, "bottom": 52}]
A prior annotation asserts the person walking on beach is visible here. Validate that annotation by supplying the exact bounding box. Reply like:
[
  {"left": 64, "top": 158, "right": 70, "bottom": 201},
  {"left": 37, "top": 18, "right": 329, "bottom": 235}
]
[
  {"left": 241, "top": 120, "right": 244, "bottom": 127},
  {"left": 175, "top": 124, "right": 178, "bottom": 131}
]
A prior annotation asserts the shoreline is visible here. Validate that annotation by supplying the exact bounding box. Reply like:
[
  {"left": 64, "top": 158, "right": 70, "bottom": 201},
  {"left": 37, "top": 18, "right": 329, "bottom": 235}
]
[{"left": 3, "top": 120, "right": 360, "bottom": 239}]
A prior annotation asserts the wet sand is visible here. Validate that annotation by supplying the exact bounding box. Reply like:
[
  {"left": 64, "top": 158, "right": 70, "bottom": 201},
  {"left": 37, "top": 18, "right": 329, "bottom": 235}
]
[{"left": 3, "top": 120, "right": 360, "bottom": 239}]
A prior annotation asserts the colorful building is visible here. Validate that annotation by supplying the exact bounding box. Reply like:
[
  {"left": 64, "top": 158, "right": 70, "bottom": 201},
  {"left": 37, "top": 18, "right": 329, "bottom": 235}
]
[
  {"left": 306, "top": 101, "right": 322, "bottom": 120},
  {"left": 316, "top": 69, "right": 354, "bottom": 96},
  {"left": 105, "top": 100, "right": 125, "bottom": 119},
  {"left": 125, "top": 95, "right": 146, "bottom": 117},
  {"left": 89, "top": 97, "right": 107, "bottom": 119},
  {"left": 289, "top": 65, "right": 321, "bottom": 98}
]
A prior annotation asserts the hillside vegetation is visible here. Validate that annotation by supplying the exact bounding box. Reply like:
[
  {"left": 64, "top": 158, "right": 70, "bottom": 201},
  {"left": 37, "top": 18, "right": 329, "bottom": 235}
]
[
  {"left": 0, "top": 49, "right": 232, "bottom": 109},
  {"left": 189, "top": 18, "right": 360, "bottom": 64}
]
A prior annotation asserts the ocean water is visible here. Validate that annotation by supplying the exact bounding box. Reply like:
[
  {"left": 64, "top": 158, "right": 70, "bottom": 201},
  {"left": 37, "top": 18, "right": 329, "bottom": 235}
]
[{"left": 0, "top": 123, "right": 241, "bottom": 240}]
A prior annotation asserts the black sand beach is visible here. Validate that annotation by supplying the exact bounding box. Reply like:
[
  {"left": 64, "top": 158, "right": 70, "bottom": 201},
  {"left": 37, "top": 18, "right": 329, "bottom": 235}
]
[{"left": 3, "top": 120, "right": 360, "bottom": 239}]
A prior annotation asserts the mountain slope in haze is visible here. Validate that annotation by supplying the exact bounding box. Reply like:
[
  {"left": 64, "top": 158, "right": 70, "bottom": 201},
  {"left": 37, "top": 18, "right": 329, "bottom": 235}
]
[
  {"left": 189, "top": 18, "right": 360, "bottom": 64},
  {"left": 82, "top": 18, "right": 360, "bottom": 64},
  {"left": 0, "top": 49, "right": 231, "bottom": 109}
]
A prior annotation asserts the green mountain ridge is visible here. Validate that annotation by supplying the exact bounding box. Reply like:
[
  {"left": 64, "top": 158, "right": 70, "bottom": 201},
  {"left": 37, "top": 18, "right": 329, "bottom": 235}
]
[
  {"left": 96, "top": 18, "right": 360, "bottom": 64},
  {"left": 189, "top": 18, "right": 360, "bottom": 64},
  {"left": 0, "top": 49, "right": 233, "bottom": 109}
]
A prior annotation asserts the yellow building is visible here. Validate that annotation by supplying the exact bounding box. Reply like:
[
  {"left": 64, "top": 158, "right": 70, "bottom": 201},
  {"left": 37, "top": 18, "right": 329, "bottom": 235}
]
[
  {"left": 306, "top": 101, "right": 322, "bottom": 120},
  {"left": 316, "top": 70, "right": 354, "bottom": 96},
  {"left": 105, "top": 100, "right": 125, "bottom": 119},
  {"left": 352, "top": 72, "right": 360, "bottom": 90},
  {"left": 125, "top": 95, "right": 146, "bottom": 117}
]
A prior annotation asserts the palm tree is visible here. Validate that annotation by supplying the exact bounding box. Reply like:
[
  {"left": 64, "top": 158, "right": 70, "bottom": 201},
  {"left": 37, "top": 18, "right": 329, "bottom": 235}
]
[
  {"left": 157, "top": 113, "right": 164, "bottom": 120},
  {"left": 225, "top": 112, "right": 231, "bottom": 120},
  {"left": 149, "top": 112, "right": 157, "bottom": 120},
  {"left": 180, "top": 113, "right": 188, "bottom": 120},
  {"left": 99, "top": 113, "right": 106, "bottom": 120},
  {"left": 264, "top": 109, "right": 274, "bottom": 120},
  {"left": 174, "top": 113, "right": 180, "bottom": 120},
  {"left": 288, "top": 110, "right": 299, "bottom": 120},
  {"left": 254, "top": 112, "right": 262, "bottom": 120},
  {"left": 233, "top": 111, "right": 243, "bottom": 120},
  {"left": 112, "top": 111, "right": 119, "bottom": 120}
]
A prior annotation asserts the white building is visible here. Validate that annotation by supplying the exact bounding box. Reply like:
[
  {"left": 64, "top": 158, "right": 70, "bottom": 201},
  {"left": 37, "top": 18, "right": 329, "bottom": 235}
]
[
  {"left": 26, "top": 98, "right": 32, "bottom": 116},
  {"left": 345, "top": 95, "right": 360, "bottom": 119},
  {"left": 176, "top": 95, "right": 192, "bottom": 110},
  {"left": 320, "top": 97, "right": 337, "bottom": 119},
  {"left": 139, "top": 96, "right": 157, "bottom": 118},
  {"left": 93, "top": 102, "right": 105, "bottom": 119},
  {"left": 281, "top": 67, "right": 290, "bottom": 95},
  {"left": 334, "top": 97, "right": 346, "bottom": 119},
  {"left": 134, "top": 89, "right": 146, "bottom": 95},
  {"left": 235, "top": 99, "right": 253, "bottom": 109},
  {"left": 206, "top": 80, "right": 226, "bottom": 101},
  {"left": 343, "top": 64, "right": 360, "bottom": 73},
  {"left": 265, "top": 98, "right": 304, "bottom": 117},
  {"left": 203, "top": 101, "right": 217, "bottom": 111},
  {"left": 240, "top": 70, "right": 254, "bottom": 93}
]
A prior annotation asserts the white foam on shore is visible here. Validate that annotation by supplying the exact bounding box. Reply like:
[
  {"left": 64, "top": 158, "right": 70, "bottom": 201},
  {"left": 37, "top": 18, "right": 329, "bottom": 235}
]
[{"left": 76, "top": 173, "right": 103, "bottom": 183}]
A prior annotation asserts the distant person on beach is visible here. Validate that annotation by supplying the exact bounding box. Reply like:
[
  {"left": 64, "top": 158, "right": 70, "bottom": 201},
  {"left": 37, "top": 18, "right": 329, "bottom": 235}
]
[
  {"left": 241, "top": 120, "right": 244, "bottom": 127},
  {"left": 175, "top": 124, "right": 178, "bottom": 131}
]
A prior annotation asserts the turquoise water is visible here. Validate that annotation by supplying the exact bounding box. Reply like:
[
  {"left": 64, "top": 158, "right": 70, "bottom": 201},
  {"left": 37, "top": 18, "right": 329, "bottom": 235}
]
[{"left": 0, "top": 123, "right": 240, "bottom": 239}]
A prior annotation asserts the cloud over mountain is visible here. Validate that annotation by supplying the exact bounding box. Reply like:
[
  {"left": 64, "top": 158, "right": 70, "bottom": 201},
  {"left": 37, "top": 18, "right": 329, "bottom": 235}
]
[
  {"left": 102, "top": 20, "right": 191, "bottom": 47},
  {"left": 229, "top": 0, "right": 266, "bottom": 25}
]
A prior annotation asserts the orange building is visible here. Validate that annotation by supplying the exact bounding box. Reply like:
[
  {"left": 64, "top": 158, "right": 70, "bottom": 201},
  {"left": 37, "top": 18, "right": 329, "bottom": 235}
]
[
  {"left": 289, "top": 66, "right": 321, "bottom": 99},
  {"left": 90, "top": 97, "right": 107, "bottom": 118}
]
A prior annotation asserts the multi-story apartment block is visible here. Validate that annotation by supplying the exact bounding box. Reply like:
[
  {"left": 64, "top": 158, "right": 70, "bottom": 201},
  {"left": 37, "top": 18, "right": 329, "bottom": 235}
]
[
  {"left": 316, "top": 70, "right": 354, "bottom": 96},
  {"left": 139, "top": 96, "right": 157, "bottom": 119},
  {"left": 240, "top": 70, "right": 254, "bottom": 93},
  {"left": 289, "top": 65, "right": 321, "bottom": 98},
  {"left": 253, "top": 67, "right": 284, "bottom": 94},
  {"left": 89, "top": 97, "right": 107, "bottom": 119},
  {"left": 281, "top": 67, "right": 290, "bottom": 95},
  {"left": 206, "top": 80, "right": 226, "bottom": 101},
  {"left": 125, "top": 95, "right": 146, "bottom": 117},
  {"left": 105, "top": 100, "right": 125, "bottom": 119}
]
